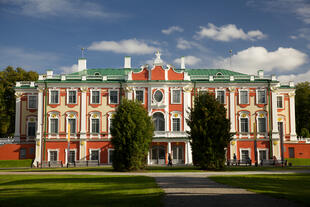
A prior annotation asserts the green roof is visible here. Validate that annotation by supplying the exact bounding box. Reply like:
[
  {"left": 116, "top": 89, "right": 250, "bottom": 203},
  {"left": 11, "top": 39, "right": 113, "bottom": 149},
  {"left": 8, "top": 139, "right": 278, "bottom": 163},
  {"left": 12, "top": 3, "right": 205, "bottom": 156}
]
[{"left": 185, "top": 69, "right": 247, "bottom": 76}]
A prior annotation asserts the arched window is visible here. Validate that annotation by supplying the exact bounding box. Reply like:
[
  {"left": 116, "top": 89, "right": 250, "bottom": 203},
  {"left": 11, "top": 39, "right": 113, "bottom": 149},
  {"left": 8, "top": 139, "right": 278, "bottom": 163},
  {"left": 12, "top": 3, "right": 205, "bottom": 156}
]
[{"left": 153, "top": 112, "right": 165, "bottom": 131}]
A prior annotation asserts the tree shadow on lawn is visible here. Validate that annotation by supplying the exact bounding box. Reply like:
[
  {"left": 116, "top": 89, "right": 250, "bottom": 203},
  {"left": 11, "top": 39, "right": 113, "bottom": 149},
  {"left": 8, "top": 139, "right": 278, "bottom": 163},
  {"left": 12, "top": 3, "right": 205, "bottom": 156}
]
[{"left": 0, "top": 176, "right": 163, "bottom": 207}]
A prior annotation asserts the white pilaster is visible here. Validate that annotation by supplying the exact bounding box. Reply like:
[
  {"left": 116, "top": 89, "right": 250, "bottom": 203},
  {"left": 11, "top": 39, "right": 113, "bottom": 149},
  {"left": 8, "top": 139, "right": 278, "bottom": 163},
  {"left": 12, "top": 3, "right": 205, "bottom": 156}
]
[
  {"left": 80, "top": 87, "right": 87, "bottom": 160},
  {"left": 34, "top": 89, "right": 43, "bottom": 166},
  {"left": 183, "top": 87, "right": 192, "bottom": 132},
  {"left": 229, "top": 88, "right": 236, "bottom": 133},
  {"left": 167, "top": 142, "right": 171, "bottom": 154},
  {"left": 289, "top": 92, "right": 297, "bottom": 140},
  {"left": 271, "top": 91, "right": 279, "bottom": 139},
  {"left": 14, "top": 92, "right": 22, "bottom": 142},
  {"left": 187, "top": 141, "right": 192, "bottom": 164}
]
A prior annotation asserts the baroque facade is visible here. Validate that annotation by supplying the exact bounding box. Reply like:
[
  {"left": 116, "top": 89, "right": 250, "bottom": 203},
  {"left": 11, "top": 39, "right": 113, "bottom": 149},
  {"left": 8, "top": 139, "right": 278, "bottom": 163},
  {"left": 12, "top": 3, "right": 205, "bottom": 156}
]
[{"left": 13, "top": 52, "right": 310, "bottom": 166}]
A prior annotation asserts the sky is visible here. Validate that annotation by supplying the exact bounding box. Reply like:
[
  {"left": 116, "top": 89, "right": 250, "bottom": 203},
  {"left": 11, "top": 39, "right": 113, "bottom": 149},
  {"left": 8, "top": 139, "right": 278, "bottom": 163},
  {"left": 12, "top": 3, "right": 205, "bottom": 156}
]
[{"left": 0, "top": 0, "right": 310, "bottom": 83}]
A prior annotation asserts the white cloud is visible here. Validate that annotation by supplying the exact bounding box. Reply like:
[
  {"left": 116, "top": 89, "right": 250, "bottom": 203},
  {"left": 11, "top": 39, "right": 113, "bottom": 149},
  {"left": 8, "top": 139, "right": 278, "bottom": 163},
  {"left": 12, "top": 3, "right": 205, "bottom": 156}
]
[
  {"left": 88, "top": 39, "right": 157, "bottom": 55},
  {"left": 0, "top": 46, "right": 59, "bottom": 72},
  {"left": 162, "top": 26, "right": 184, "bottom": 35},
  {"left": 0, "top": 0, "right": 118, "bottom": 18},
  {"left": 290, "top": 35, "right": 298, "bottom": 39},
  {"left": 307, "top": 44, "right": 310, "bottom": 49},
  {"left": 174, "top": 56, "right": 201, "bottom": 66},
  {"left": 214, "top": 46, "right": 308, "bottom": 74},
  {"left": 195, "top": 23, "right": 267, "bottom": 42},
  {"left": 278, "top": 69, "right": 310, "bottom": 83},
  {"left": 176, "top": 38, "right": 192, "bottom": 50},
  {"left": 59, "top": 64, "right": 78, "bottom": 74}
]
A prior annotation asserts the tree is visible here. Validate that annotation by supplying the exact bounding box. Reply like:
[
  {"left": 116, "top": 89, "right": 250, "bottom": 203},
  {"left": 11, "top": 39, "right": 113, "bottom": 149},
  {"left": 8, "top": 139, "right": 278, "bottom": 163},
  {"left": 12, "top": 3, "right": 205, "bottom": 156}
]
[
  {"left": 295, "top": 82, "right": 310, "bottom": 137},
  {"left": 111, "top": 99, "right": 154, "bottom": 171},
  {"left": 0, "top": 66, "right": 38, "bottom": 136},
  {"left": 187, "top": 93, "right": 232, "bottom": 170}
]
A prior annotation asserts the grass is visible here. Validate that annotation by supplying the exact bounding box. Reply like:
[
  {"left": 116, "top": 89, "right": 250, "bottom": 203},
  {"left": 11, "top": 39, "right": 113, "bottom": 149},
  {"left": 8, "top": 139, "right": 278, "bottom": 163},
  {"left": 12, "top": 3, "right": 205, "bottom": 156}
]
[
  {"left": 210, "top": 173, "right": 310, "bottom": 206},
  {"left": 0, "top": 175, "right": 163, "bottom": 207},
  {"left": 0, "top": 159, "right": 33, "bottom": 168},
  {"left": 286, "top": 158, "right": 310, "bottom": 166}
]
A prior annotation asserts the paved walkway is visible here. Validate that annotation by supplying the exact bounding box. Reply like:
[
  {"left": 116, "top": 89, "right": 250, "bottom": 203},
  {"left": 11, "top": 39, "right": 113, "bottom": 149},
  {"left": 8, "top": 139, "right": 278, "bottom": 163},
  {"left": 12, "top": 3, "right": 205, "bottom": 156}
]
[{"left": 0, "top": 170, "right": 307, "bottom": 207}]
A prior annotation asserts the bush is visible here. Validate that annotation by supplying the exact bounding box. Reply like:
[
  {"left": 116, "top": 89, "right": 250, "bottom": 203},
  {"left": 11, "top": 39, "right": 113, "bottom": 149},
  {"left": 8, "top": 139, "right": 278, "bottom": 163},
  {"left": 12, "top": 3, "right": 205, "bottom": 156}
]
[{"left": 111, "top": 99, "right": 154, "bottom": 171}]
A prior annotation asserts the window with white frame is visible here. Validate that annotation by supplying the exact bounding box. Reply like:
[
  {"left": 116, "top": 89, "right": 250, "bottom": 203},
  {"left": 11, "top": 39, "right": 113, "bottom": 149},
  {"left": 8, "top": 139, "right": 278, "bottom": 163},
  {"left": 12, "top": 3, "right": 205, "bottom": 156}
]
[
  {"left": 50, "top": 90, "right": 59, "bottom": 104},
  {"left": 153, "top": 112, "right": 165, "bottom": 131},
  {"left": 108, "top": 113, "right": 115, "bottom": 135},
  {"left": 277, "top": 96, "right": 283, "bottom": 108},
  {"left": 239, "top": 90, "right": 249, "bottom": 104},
  {"left": 258, "top": 149, "right": 268, "bottom": 161},
  {"left": 68, "top": 118, "right": 76, "bottom": 134},
  {"left": 27, "top": 122, "right": 36, "bottom": 137},
  {"left": 216, "top": 90, "right": 225, "bottom": 104},
  {"left": 91, "top": 90, "right": 100, "bottom": 104},
  {"left": 90, "top": 149, "right": 99, "bottom": 161},
  {"left": 91, "top": 118, "right": 100, "bottom": 133},
  {"left": 49, "top": 150, "right": 58, "bottom": 161},
  {"left": 172, "top": 118, "right": 181, "bottom": 131},
  {"left": 66, "top": 150, "right": 76, "bottom": 163},
  {"left": 239, "top": 113, "right": 249, "bottom": 133},
  {"left": 109, "top": 90, "right": 119, "bottom": 104},
  {"left": 135, "top": 90, "right": 144, "bottom": 103},
  {"left": 20, "top": 148, "right": 26, "bottom": 159},
  {"left": 108, "top": 149, "right": 114, "bottom": 164},
  {"left": 28, "top": 95, "right": 37, "bottom": 109},
  {"left": 257, "top": 113, "right": 267, "bottom": 133},
  {"left": 171, "top": 89, "right": 181, "bottom": 104},
  {"left": 49, "top": 116, "right": 59, "bottom": 134},
  {"left": 257, "top": 90, "right": 266, "bottom": 104},
  {"left": 68, "top": 90, "right": 77, "bottom": 104},
  {"left": 241, "top": 149, "right": 250, "bottom": 161}
]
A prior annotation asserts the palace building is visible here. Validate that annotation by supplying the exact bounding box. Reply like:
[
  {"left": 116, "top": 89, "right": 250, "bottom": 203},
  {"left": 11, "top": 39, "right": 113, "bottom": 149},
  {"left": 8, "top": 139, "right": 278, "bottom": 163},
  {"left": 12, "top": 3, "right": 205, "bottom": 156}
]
[{"left": 8, "top": 52, "right": 310, "bottom": 166}]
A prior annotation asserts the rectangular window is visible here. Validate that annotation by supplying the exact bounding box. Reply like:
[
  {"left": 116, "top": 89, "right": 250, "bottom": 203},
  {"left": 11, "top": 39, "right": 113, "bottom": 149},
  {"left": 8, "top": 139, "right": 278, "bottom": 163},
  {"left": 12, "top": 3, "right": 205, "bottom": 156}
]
[
  {"left": 68, "top": 151, "right": 75, "bottom": 163},
  {"left": 108, "top": 149, "right": 114, "bottom": 164},
  {"left": 172, "top": 118, "right": 181, "bottom": 131},
  {"left": 241, "top": 150, "right": 249, "bottom": 161},
  {"left": 28, "top": 122, "right": 36, "bottom": 137},
  {"left": 50, "top": 119, "right": 58, "bottom": 133},
  {"left": 259, "top": 150, "right": 267, "bottom": 161},
  {"left": 289, "top": 147, "right": 295, "bottom": 158},
  {"left": 258, "top": 117, "right": 266, "bottom": 133},
  {"left": 20, "top": 148, "right": 26, "bottom": 159},
  {"left": 240, "top": 118, "right": 249, "bottom": 133},
  {"left": 136, "top": 90, "right": 144, "bottom": 103},
  {"left": 68, "top": 119, "right": 76, "bottom": 134},
  {"left": 68, "top": 91, "right": 77, "bottom": 104},
  {"left": 257, "top": 90, "right": 266, "bottom": 104},
  {"left": 109, "top": 90, "right": 118, "bottom": 104},
  {"left": 28, "top": 95, "right": 37, "bottom": 109},
  {"left": 91, "top": 119, "right": 100, "bottom": 133},
  {"left": 216, "top": 90, "right": 225, "bottom": 104},
  {"left": 29, "top": 147, "right": 34, "bottom": 155},
  {"left": 91, "top": 91, "right": 100, "bottom": 104},
  {"left": 277, "top": 96, "right": 283, "bottom": 108},
  {"left": 50, "top": 91, "right": 59, "bottom": 104},
  {"left": 90, "top": 150, "right": 99, "bottom": 161},
  {"left": 239, "top": 91, "right": 249, "bottom": 104},
  {"left": 49, "top": 151, "right": 58, "bottom": 161},
  {"left": 172, "top": 90, "right": 181, "bottom": 104}
]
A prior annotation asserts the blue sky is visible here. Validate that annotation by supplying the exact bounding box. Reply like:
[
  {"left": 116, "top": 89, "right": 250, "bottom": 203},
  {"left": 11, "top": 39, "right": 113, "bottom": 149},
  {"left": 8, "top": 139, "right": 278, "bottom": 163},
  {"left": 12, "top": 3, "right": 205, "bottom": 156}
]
[{"left": 0, "top": 0, "right": 310, "bottom": 82}]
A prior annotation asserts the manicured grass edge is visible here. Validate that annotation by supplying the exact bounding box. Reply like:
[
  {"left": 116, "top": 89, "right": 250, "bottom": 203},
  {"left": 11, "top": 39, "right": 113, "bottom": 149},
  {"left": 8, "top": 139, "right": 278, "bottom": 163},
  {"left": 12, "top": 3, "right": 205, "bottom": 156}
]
[{"left": 0, "top": 159, "right": 33, "bottom": 168}]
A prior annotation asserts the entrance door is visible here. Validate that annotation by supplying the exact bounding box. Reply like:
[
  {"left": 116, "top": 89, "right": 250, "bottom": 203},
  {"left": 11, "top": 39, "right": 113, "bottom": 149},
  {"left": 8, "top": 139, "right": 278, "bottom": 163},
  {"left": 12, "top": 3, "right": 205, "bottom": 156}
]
[
  {"left": 151, "top": 145, "right": 166, "bottom": 165},
  {"left": 172, "top": 145, "right": 184, "bottom": 164}
]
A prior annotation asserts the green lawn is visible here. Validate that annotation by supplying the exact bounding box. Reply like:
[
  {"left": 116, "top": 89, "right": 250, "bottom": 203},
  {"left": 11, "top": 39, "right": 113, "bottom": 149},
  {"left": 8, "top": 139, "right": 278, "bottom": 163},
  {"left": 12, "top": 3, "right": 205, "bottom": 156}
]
[
  {"left": 0, "top": 159, "right": 33, "bottom": 168},
  {"left": 0, "top": 175, "right": 163, "bottom": 207},
  {"left": 286, "top": 158, "right": 310, "bottom": 166},
  {"left": 210, "top": 173, "right": 310, "bottom": 206}
]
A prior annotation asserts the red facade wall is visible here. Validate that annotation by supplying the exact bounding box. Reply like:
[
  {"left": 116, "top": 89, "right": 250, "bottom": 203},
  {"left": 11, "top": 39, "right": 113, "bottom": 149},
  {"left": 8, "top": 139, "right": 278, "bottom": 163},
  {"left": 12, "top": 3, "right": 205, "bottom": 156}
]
[
  {"left": 0, "top": 144, "right": 35, "bottom": 160},
  {"left": 284, "top": 143, "right": 310, "bottom": 158}
]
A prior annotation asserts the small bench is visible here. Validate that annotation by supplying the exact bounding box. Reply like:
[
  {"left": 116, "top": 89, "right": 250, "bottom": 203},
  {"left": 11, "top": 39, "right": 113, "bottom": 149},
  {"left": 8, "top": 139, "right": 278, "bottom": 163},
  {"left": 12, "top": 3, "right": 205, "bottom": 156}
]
[
  {"left": 40, "top": 161, "right": 63, "bottom": 168},
  {"left": 227, "top": 159, "right": 251, "bottom": 166},
  {"left": 74, "top": 160, "right": 99, "bottom": 167},
  {"left": 260, "top": 159, "right": 287, "bottom": 167}
]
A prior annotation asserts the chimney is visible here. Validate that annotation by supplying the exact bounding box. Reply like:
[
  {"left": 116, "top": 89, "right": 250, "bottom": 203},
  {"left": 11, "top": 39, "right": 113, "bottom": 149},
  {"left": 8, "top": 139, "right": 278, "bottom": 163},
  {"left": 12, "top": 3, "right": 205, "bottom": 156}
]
[
  {"left": 124, "top": 56, "right": 131, "bottom": 68},
  {"left": 181, "top": 56, "right": 185, "bottom": 69},
  {"left": 78, "top": 58, "right": 87, "bottom": 72}
]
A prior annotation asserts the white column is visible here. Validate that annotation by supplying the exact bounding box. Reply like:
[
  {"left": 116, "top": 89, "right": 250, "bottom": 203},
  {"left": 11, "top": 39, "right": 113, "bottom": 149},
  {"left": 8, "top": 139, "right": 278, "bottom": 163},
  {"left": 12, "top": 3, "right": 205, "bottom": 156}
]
[
  {"left": 80, "top": 87, "right": 87, "bottom": 160},
  {"left": 229, "top": 88, "right": 236, "bottom": 133},
  {"left": 147, "top": 151, "right": 150, "bottom": 165},
  {"left": 126, "top": 88, "right": 133, "bottom": 100},
  {"left": 167, "top": 142, "right": 171, "bottom": 154},
  {"left": 183, "top": 87, "right": 192, "bottom": 132},
  {"left": 271, "top": 91, "right": 279, "bottom": 139},
  {"left": 14, "top": 92, "right": 22, "bottom": 142},
  {"left": 187, "top": 141, "right": 192, "bottom": 164},
  {"left": 289, "top": 92, "right": 297, "bottom": 140},
  {"left": 185, "top": 142, "right": 188, "bottom": 164},
  {"left": 34, "top": 89, "right": 43, "bottom": 166}
]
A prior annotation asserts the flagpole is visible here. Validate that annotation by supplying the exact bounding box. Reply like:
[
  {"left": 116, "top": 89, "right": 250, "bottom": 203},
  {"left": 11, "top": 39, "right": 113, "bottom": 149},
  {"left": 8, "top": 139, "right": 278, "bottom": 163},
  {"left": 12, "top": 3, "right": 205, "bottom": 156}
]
[{"left": 67, "top": 123, "right": 70, "bottom": 168}]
